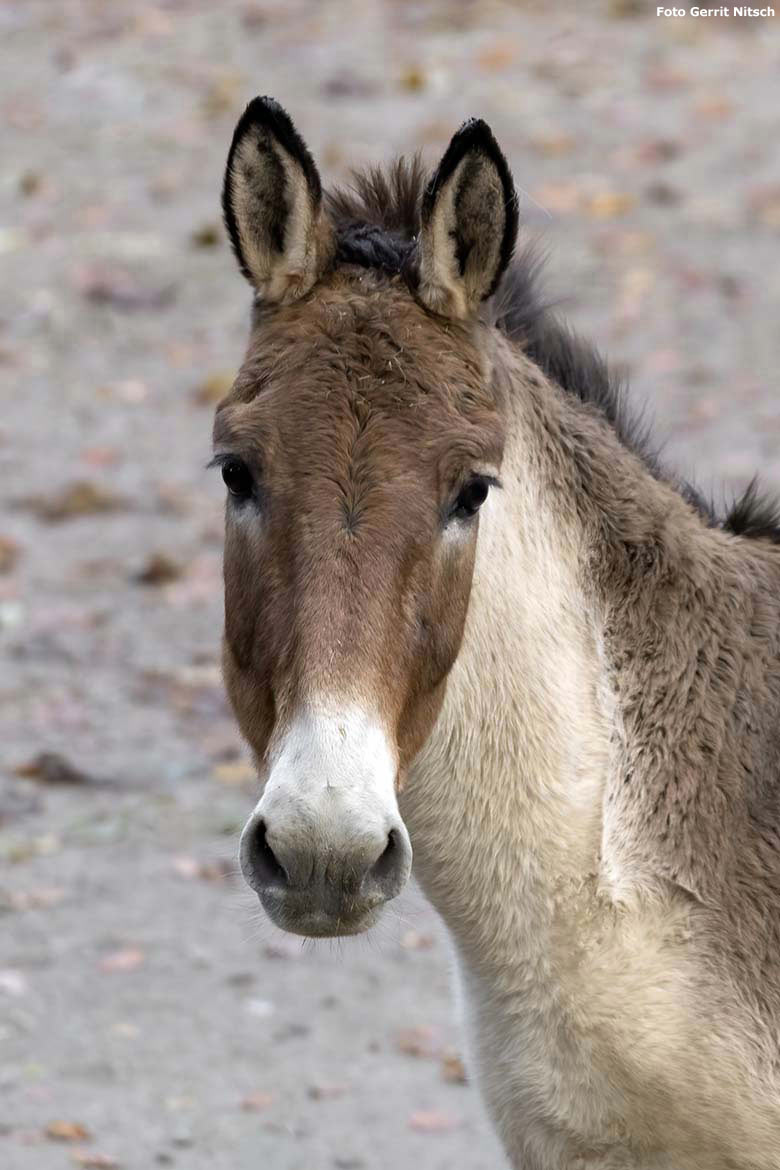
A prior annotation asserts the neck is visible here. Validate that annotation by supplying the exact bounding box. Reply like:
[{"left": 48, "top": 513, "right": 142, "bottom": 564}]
[
  {"left": 401, "top": 344, "right": 700, "bottom": 971},
  {"left": 402, "top": 354, "right": 613, "bottom": 968}
]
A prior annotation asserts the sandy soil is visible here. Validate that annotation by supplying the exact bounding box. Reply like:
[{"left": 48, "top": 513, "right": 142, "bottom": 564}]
[{"left": 1, "top": 2, "right": 778, "bottom": 1168}]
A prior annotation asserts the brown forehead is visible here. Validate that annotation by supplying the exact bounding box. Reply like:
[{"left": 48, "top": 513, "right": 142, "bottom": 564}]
[{"left": 213, "top": 273, "right": 504, "bottom": 476}]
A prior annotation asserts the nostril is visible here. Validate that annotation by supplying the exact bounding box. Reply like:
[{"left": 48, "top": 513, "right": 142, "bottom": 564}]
[
  {"left": 248, "top": 819, "right": 288, "bottom": 890},
  {"left": 363, "top": 825, "right": 412, "bottom": 902},
  {"left": 369, "top": 829, "right": 399, "bottom": 883}
]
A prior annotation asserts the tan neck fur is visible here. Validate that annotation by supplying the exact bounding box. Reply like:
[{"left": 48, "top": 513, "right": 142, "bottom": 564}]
[
  {"left": 401, "top": 370, "right": 616, "bottom": 974},
  {"left": 401, "top": 353, "right": 780, "bottom": 1169}
]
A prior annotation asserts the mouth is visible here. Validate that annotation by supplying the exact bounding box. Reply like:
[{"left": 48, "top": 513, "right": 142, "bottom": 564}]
[{"left": 258, "top": 887, "right": 383, "bottom": 938}]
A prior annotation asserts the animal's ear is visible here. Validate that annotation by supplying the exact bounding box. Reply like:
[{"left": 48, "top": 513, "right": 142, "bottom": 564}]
[
  {"left": 416, "top": 119, "right": 518, "bottom": 320},
  {"left": 222, "top": 97, "right": 333, "bottom": 304}
]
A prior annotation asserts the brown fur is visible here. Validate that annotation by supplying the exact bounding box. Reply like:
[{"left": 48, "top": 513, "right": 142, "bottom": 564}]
[
  {"left": 218, "top": 101, "right": 780, "bottom": 1168},
  {"left": 216, "top": 272, "right": 503, "bottom": 775}
]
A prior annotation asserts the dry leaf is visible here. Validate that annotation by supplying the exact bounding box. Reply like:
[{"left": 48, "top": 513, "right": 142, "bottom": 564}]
[
  {"left": 307, "top": 1082, "right": 347, "bottom": 1100},
  {"left": 694, "top": 95, "right": 732, "bottom": 121},
  {"left": 397, "top": 1027, "right": 436, "bottom": 1058},
  {"left": 45, "top": 1121, "right": 91, "bottom": 1142},
  {"left": 15, "top": 753, "right": 95, "bottom": 786},
  {"left": 241, "top": 1092, "right": 275, "bottom": 1112},
  {"left": 399, "top": 65, "right": 426, "bottom": 92},
  {"left": 441, "top": 1050, "right": 468, "bottom": 1084},
  {"left": 408, "top": 1110, "right": 459, "bottom": 1133},
  {"left": 132, "top": 553, "right": 182, "bottom": 586},
  {"left": 100, "top": 379, "right": 148, "bottom": 404},
  {"left": 213, "top": 761, "right": 255, "bottom": 786},
  {"left": 192, "top": 370, "right": 234, "bottom": 405},
  {"left": 6, "top": 833, "right": 61, "bottom": 862},
  {"left": 748, "top": 185, "right": 780, "bottom": 230},
  {"left": 0, "top": 536, "right": 20, "bottom": 574},
  {"left": 72, "top": 1153, "right": 120, "bottom": 1168},
  {"left": 99, "top": 948, "right": 145, "bottom": 973},
  {"left": 191, "top": 223, "right": 221, "bottom": 248},
  {"left": 0, "top": 886, "right": 66, "bottom": 912},
  {"left": 18, "top": 481, "right": 127, "bottom": 523},
  {"left": 81, "top": 446, "right": 121, "bottom": 469},
  {"left": 477, "top": 44, "right": 514, "bottom": 71},
  {"left": 75, "top": 265, "right": 176, "bottom": 312},
  {"left": 644, "top": 66, "right": 688, "bottom": 92},
  {"left": 635, "top": 138, "right": 680, "bottom": 165},
  {"left": 241, "top": 5, "right": 268, "bottom": 30},
  {"left": 608, "top": 0, "right": 643, "bottom": 14},
  {"left": 172, "top": 856, "right": 231, "bottom": 883},
  {"left": 586, "top": 192, "right": 636, "bottom": 220}
]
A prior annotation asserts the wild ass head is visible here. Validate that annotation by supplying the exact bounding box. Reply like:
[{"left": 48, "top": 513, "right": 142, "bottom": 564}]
[{"left": 217, "top": 97, "right": 517, "bottom": 937}]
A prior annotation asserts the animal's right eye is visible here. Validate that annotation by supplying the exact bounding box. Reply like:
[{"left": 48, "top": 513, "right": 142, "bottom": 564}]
[
  {"left": 222, "top": 458, "right": 254, "bottom": 499},
  {"left": 451, "top": 476, "right": 491, "bottom": 521}
]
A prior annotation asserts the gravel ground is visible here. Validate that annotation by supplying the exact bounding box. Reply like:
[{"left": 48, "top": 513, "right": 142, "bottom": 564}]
[{"left": 1, "top": 3, "right": 778, "bottom": 1169}]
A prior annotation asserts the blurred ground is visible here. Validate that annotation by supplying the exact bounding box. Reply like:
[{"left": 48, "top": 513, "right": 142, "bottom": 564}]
[{"left": 0, "top": 2, "right": 778, "bottom": 1168}]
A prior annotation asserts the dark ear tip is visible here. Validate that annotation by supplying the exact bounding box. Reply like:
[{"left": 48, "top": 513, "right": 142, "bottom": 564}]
[
  {"left": 423, "top": 116, "right": 517, "bottom": 223},
  {"left": 239, "top": 95, "right": 294, "bottom": 134},
  {"left": 224, "top": 95, "right": 322, "bottom": 205},
  {"left": 444, "top": 118, "right": 507, "bottom": 171},
  {"left": 454, "top": 116, "right": 495, "bottom": 144},
  {"left": 421, "top": 116, "right": 519, "bottom": 306}
]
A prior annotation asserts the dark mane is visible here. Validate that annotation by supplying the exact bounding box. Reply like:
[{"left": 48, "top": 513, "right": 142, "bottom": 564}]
[
  {"left": 326, "top": 159, "right": 780, "bottom": 546},
  {"left": 327, "top": 158, "right": 423, "bottom": 276}
]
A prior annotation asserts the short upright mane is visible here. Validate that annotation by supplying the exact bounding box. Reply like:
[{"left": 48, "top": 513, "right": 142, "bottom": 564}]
[{"left": 326, "top": 158, "right": 780, "bottom": 545}]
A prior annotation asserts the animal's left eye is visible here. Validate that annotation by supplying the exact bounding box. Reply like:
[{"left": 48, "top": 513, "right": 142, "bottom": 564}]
[
  {"left": 451, "top": 476, "right": 490, "bottom": 520},
  {"left": 222, "top": 458, "right": 254, "bottom": 499}
]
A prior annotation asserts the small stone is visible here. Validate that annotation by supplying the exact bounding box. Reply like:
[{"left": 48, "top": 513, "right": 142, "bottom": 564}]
[
  {"left": 45, "top": 1121, "right": 91, "bottom": 1142},
  {"left": 644, "top": 181, "right": 681, "bottom": 206},
  {"left": 19, "top": 170, "right": 42, "bottom": 196},
  {"left": 190, "top": 223, "right": 221, "bottom": 248}
]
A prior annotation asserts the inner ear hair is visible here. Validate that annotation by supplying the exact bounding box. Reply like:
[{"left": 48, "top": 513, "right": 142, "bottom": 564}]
[
  {"left": 222, "top": 96, "right": 333, "bottom": 304},
  {"left": 417, "top": 118, "right": 519, "bottom": 320}
]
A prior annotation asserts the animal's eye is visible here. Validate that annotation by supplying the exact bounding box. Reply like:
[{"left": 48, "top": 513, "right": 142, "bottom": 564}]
[
  {"left": 451, "top": 476, "right": 490, "bottom": 520},
  {"left": 222, "top": 458, "right": 254, "bottom": 499}
]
